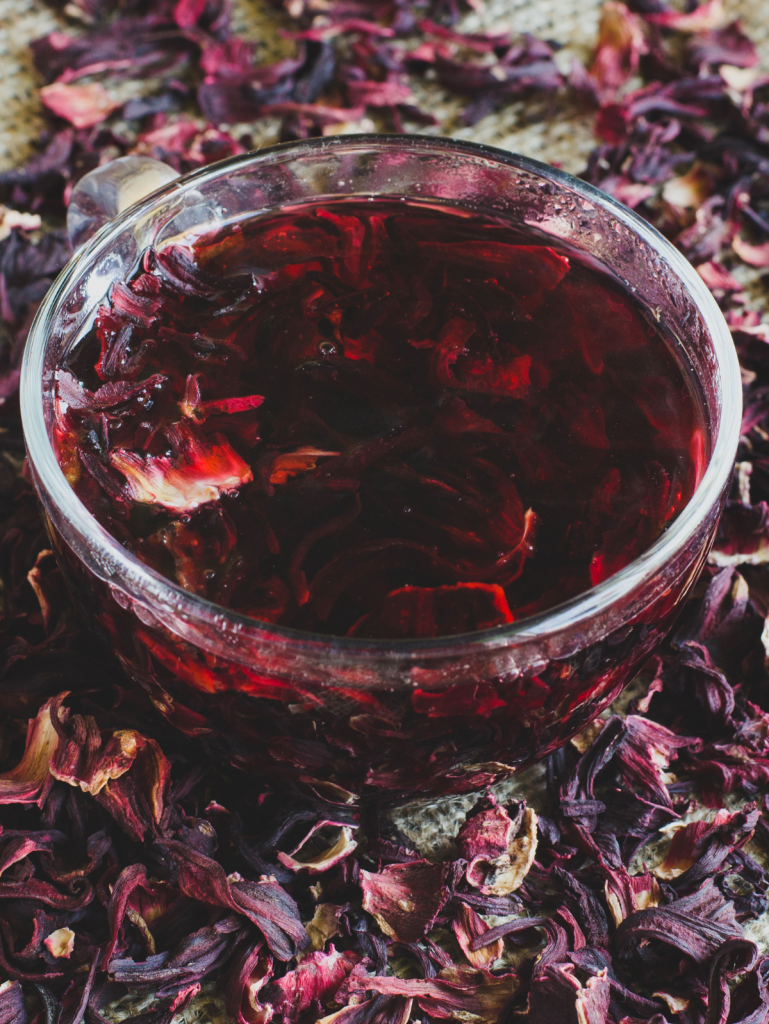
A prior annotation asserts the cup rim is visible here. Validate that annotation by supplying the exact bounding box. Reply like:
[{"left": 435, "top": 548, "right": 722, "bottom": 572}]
[{"left": 20, "top": 133, "right": 742, "bottom": 658}]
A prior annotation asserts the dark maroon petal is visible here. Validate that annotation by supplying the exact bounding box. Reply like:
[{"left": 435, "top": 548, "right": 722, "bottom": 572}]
[
  {"left": 705, "top": 938, "right": 759, "bottom": 1024},
  {"left": 615, "top": 716, "right": 701, "bottom": 809},
  {"left": 615, "top": 878, "right": 742, "bottom": 966},
  {"left": 104, "top": 863, "right": 149, "bottom": 965},
  {"left": 161, "top": 841, "right": 308, "bottom": 960},
  {"left": 527, "top": 962, "right": 610, "bottom": 1024},
  {"left": 224, "top": 941, "right": 273, "bottom": 1024},
  {"left": 0, "top": 877, "right": 94, "bottom": 909}
]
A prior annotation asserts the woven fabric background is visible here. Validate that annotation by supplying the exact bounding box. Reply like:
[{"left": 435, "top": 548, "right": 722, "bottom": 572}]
[
  {"left": 3, "top": 0, "right": 767, "bottom": 176},
  {"left": 3, "top": 1, "right": 769, "bottom": 1020}
]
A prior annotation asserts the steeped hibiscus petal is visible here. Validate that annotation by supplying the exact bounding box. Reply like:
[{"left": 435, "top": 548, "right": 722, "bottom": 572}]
[
  {"left": 266, "top": 447, "right": 340, "bottom": 487},
  {"left": 56, "top": 370, "right": 166, "bottom": 412},
  {"left": 417, "top": 243, "right": 569, "bottom": 314},
  {"left": 110, "top": 421, "right": 252, "bottom": 512},
  {"left": 348, "top": 583, "right": 513, "bottom": 639}
]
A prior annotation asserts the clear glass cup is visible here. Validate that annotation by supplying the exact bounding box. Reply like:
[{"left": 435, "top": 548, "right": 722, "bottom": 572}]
[{"left": 21, "top": 136, "right": 741, "bottom": 805}]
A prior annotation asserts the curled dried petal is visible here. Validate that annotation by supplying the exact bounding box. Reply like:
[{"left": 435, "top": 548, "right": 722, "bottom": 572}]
[
  {"left": 527, "top": 964, "right": 610, "bottom": 1024},
  {"left": 277, "top": 821, "right": 358, "bottom": 874},
  {"left": 457, "top": 795, "right": 538, "bottom": 896},
  {"left": 0, "top": 698, "right": 59, "bottom": 806},
  {"left": 453, "top": 902, "right": 503, "bottom": 970}
]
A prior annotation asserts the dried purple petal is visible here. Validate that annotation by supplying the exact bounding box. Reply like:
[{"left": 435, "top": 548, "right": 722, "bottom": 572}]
[
  {"left": 0, "top": 980, "right": 27, "bottom": 1024},
  {"left": 162, "top": 841, "right": 308, "bottom": 960},
  {"left": 527, "top": 963, "right": 610, "bottom": 1024},
  {"left": 614, "top": 878, "right": 743, "bottom": 966}
]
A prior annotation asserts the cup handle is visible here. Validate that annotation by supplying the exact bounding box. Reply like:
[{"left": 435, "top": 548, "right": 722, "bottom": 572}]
[{"left": 66, "top": 155, "right": 180, "bottom": 250}]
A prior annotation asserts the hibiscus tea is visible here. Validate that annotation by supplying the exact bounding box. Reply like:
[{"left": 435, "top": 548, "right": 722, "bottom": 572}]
[
  {"left": 48, "top": 196, "right": 710, "bottom": 798},
  {"left": 54, "top": 199, "right": 706, "bottom": 635}
]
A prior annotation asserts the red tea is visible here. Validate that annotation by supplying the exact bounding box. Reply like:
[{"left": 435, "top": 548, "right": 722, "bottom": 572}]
[{"left": 54, "top": 199, "right": 706, "bottom": 640}]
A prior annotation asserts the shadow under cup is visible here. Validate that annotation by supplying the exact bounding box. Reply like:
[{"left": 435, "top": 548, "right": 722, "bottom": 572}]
[{"left": 21, "top": 136, "right": 741, "bottom": 805}]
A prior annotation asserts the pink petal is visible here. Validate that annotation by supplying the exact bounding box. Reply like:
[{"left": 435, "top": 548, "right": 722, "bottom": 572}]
[{"left": 40, "top": 82, "right": 121, "bottom": 129}]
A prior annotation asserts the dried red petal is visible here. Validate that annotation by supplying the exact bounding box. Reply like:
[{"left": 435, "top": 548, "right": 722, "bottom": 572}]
[
  {"left": 452, "top": 902, "right": 503, "bottom": 970},
  {"left": 359, "top": 861, "right": 449, "bottom": 943},
  {"left": 224, "top": 942, "right": 274, "bottom": 1024},
  {"left": 270, "top": 948, "right": 362, "bottom": 1021},
  {"left": 589, "top": 2, "right": 649, "bottom": 103},
  {"left": 456, "top": 794, "right": 538, "bottom": 896},
  {"left": 39, "top": 83, "right": 121, "bottom": 128}
]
